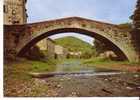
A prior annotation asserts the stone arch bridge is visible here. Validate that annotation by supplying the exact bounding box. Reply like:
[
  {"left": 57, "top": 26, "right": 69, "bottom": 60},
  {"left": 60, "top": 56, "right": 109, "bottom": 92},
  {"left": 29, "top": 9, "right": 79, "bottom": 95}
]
[{"left": 4, "top": 17, "right": 140, "bottom": 62}]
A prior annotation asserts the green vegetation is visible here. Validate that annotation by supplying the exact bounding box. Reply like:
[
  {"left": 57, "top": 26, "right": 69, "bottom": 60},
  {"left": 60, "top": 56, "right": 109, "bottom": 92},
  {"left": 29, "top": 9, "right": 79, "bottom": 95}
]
[
  {"left": 4, "top": 59, "right": 57, "bottom": 81},
  {"left": 82, "top": 57, "right": 140, "bottom": 72},
  {"left": 29, "top": 60, "right": 57, "bottom": 72},
  {"left": 54, "top": 36, "right": 93, "bottom": 53},
  {"left": 54, "top": 36, "right": 96, "bottom": 58},
  {"left": 4, "top": 59, "right": 57, "bottom": 96},
  {"left": 118, "top": 23, "right": 132, "bottom": 32}
]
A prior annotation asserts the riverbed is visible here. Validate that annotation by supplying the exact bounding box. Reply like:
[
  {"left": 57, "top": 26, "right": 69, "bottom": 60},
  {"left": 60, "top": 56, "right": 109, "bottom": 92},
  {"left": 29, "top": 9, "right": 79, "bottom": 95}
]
[
  {"left": 4, "top": 59, "right": 140, "bottom": 97},
  {"left": 38, "top": 59, "right": 140, "bottom": 97}
]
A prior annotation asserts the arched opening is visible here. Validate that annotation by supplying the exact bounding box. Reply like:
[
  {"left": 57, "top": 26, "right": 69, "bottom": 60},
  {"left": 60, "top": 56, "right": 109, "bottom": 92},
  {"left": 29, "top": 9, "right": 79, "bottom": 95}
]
[{"left": 17, "top": 28, "right": 128, "bottom": 60}]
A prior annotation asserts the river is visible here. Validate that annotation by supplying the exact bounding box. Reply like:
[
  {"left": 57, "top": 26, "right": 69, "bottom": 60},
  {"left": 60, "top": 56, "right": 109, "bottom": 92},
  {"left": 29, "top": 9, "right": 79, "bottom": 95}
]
[
  {"left": 37, "top": 59, "right": 140, "bottom": 96},
  {"left": 55, "top": 59, "right": 119, "bottom": 75}
]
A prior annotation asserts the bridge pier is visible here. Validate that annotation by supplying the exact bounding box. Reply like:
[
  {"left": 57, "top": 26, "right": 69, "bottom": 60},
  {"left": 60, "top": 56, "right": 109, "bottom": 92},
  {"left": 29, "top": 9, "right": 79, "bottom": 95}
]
[{"left": 4, "top": 25, "right": 30, "bottom": 60}]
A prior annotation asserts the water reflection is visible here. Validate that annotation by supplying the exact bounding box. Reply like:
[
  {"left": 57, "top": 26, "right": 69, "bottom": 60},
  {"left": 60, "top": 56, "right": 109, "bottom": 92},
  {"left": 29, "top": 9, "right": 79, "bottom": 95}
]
[{"left": 56, "top": 59, "right": 117, "bottom": 73}]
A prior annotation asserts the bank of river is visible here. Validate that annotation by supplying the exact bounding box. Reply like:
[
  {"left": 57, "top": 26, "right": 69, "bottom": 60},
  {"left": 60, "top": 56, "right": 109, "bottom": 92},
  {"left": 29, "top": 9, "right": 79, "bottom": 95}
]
[{"left": 4, "top": 59, "right": 140, "bottom": 97}]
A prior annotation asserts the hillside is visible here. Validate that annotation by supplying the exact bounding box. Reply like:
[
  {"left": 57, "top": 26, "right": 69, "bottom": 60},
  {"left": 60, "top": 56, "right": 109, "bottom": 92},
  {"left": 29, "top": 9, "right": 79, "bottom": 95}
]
[{"left": 54, "top": 36, "right": 94, "bottom": 53}]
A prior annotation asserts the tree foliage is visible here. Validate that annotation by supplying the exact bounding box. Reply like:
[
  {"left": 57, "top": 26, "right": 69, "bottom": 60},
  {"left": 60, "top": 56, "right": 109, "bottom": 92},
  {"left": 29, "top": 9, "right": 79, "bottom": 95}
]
[{"left": 118, "top": 23, "right": 132, "bottom": 32}]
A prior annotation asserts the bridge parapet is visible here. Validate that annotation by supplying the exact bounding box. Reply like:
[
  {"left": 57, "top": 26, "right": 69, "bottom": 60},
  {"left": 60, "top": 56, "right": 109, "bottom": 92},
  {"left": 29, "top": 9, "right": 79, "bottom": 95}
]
[{"left": 28, "top": 17, "right": 132, "bottom": 48}]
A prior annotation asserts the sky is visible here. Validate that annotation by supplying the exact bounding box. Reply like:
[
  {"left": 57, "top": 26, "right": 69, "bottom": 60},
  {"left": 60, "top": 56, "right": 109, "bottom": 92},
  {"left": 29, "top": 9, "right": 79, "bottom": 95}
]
[{"left": 27, "top": 0, "right": 137, "bottom": 45}]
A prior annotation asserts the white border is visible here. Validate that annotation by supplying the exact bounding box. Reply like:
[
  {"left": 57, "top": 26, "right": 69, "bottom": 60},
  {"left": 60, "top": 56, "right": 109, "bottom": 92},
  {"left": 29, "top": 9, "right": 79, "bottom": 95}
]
[
  {"left": 0, "top": 0, "right": 139, "bottom": 100},
  {"left": 0, "top": 0, "right": 4, "bottom": 99},
  {"left": 1, "top": 97, "right": 140, "bottom": 100},
  {"left": 2, "top": 97, "right": 140, "bottom": 100}
]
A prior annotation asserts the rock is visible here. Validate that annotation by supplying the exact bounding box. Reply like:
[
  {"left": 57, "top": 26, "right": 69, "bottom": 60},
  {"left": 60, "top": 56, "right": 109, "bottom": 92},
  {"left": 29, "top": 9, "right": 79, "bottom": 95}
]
[
  {"left": 104, "top": 79, "right": 108, "bottom": 81},
  {"left": 54, "top": 84, "right": 62, "bottom": 88},
  {"left": 65, "top": 77, "right": 71, "bottom": 80},
  {"left": 57, "top": 84, "right": 61, "bottom": 88},
  {"left": 126, "top": 87, "right": 133, "bottom": 90},
  {"left": 134, "top": 74, "right": 139, "bottom": 78},
  {"left": 101, "top": 89, "right": 112, "bottom": 94},
  {"left": 137, "top": 86, "right": 140, "bottom": 89},
  {"left": 47, "top": 83, "right": 51, "bottom": 86},
  {"left": 69, "top": 92, "right": 77, "bottom": 96},
  {"left": 72, "top": 92, "right": 76, "bottom": 95},
  {"left": 60, "top": 78, "right": 64, "bottom": 81}
]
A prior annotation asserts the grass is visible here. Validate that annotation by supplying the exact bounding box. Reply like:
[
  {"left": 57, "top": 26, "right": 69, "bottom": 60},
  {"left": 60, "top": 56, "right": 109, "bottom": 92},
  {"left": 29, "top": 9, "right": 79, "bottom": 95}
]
[
  {"left": 4, "top": 59, "right": 58, "bottom": 96},
  {"left": 54, "top": 36, "right": 93, "bottom": 53},
  {"left": 30, "top": 59, "right": 57, "bottom": 72},
  {"left": 83, "top": 57, "right": 140, "bottom": 65},
  {"left": 82, "top": 57, "right": 140, "bottom": 72},
  {"left": 4, "top": 59, "right": 57, "bottom": 80}
]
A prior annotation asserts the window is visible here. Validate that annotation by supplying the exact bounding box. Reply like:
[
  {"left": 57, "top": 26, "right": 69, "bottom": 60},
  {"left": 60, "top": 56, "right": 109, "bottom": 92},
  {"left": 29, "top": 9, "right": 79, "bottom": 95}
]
[{"left": 4, "top": 5, "right": 8, "bottom": 13}]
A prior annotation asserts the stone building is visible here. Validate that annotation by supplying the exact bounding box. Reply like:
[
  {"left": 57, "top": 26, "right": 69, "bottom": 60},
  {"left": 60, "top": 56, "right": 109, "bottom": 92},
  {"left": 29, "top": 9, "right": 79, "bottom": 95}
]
[
  {"left": 37, "top": 38, "right": 69, "bottom": 60},
  {"left": 37, "top": 38, "right": 56, "bottom": 59},
  {"left": 4, "top": 0, "right": 28, "bottom": 25},
  {"left": 46, "top": 38, "right": 55, "bottom": 59},
  {"left": 54, "top": 45, "right": 69, "bottom": 59}
]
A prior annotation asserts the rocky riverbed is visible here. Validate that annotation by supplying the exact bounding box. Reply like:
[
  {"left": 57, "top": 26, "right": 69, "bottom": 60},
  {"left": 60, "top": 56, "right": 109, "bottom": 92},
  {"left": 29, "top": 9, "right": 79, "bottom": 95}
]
[
  {"left": 4, "top": 72, "right": 140, "bottom": 97},
  {"left": 4, "top": 59, "right": 140, "bottom": 97},
  {"left": 39, "top": 72, "right": 140, "bottom": 97}
]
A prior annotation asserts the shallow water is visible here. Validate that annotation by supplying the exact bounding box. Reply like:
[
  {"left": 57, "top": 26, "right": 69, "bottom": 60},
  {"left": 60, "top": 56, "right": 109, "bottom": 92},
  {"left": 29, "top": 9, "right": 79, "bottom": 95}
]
[{"left": 55, "top": 59, "right": 118, "bottom": 73}]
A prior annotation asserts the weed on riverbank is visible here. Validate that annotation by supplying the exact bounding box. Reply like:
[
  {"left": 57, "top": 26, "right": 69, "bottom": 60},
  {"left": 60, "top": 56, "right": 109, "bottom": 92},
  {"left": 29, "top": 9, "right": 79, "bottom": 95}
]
[{"left": 83, "top": 57, "right": 140, "bottom": 72}]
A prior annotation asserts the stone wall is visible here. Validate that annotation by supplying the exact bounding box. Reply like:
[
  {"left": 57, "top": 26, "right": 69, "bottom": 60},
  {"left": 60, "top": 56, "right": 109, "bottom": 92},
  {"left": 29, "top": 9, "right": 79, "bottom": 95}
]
[
  {"left": 4, "top": 25, "right": 27, "bottom": 60},
  {"left": 54, "top": 45, "right": 68, "bottom": 59},
  {"left": 46, "top": 38, "right": 55, "bottom": 59},
  {"left": 37, "top": 39, "right": 48, "bottom": 50}
]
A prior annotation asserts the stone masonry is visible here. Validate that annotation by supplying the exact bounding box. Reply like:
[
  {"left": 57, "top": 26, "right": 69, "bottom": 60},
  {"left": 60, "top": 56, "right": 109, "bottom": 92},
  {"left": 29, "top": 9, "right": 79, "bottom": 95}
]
[
  {"left": 4, "top": 0, "right": 27, "bottom": 25},
  {"left": 4, "top": 0, "right": 140, "bottom": 62}
]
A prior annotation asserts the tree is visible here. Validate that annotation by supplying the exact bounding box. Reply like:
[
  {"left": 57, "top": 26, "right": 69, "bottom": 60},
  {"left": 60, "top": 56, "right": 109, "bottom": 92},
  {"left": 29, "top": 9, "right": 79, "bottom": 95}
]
[{"left": 118, "top": 23, "right": 132, "bottom": 32}]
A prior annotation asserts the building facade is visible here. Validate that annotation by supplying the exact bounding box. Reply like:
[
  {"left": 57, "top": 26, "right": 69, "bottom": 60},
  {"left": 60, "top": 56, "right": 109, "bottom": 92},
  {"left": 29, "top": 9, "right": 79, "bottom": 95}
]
[
  {"left": 4, "top": 0, "right": 28, "bottom": 25},
  {"left": 37, "top": 38, "right": 69, "bottom": 60},
  {"left": 54, "top": 45, "right": 69, "bottom": 59},
  {"left": 46, "top": 38, "right": 55, "bottom": 59}
]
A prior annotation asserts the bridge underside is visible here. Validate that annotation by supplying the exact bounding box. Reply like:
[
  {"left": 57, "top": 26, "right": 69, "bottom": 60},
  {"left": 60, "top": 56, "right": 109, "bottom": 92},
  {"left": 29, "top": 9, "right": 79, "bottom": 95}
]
[{"left": 17, "top": 28, "right": 128, "bottom": 61}]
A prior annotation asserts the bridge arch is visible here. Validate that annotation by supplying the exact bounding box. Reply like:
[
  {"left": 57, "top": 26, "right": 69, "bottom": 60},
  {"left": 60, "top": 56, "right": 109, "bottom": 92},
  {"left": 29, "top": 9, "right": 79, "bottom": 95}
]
[
  {"left": 18, "top": 27, "right": 128, "bottom": 60},
  {"left": 15, "top": 17, "right": 139, "bottom": 62}
]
